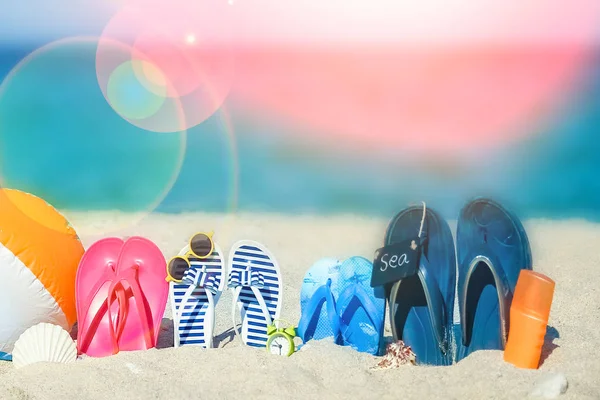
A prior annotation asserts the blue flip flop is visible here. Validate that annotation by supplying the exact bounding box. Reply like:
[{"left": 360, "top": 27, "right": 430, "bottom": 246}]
[
  {"left": 385, "top": 205, "right": 456, "bottom": 366},
  {"left": 456, "top": 198, "right": 532, "bottom": 361},
  {"left": 297, "top": 258, "right": 342, "bottom": 343},
  {"left": 336, "top": 256, "right": 385, "bottom": 355}
]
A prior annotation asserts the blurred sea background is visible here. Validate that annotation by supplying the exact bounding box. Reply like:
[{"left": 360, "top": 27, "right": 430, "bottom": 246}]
[{"left": 0, "top": 1, "right": 599, "bottom": 222}]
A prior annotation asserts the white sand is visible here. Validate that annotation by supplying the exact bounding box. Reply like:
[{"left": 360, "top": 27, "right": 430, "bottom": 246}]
[{"left": 0, "top": 212, "right": 599, "bottom": 399}]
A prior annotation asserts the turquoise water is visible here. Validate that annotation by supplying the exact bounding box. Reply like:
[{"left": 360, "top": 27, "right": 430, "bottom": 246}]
[{"left": 1, "top": 41, "right": 599, "bottom": 221}]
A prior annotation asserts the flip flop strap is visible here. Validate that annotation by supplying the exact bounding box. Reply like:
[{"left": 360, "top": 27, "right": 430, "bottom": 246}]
[
  {"left": 174, "top": 282, "right": 216, "bottom": 348},
  {"left": 297, "top": 279, "right": 340, "bottom": 341},
  {"left": 78, "top": 265, "right": 115, "bottom": 336},
  {"left": 229, "top": 270, "right": 272, "bottom": 346},
  {"left": 460, "top": 247, "right": 510, "bottom": 347},
  {"left": 230, "top": 286, "right": 273, "bottom": 345},
  {"left": 180, "top": 268, "right": 219, "bottom": 347},
  {"left": 105, "top": 282, "right": 129, "bottom": 352},
  {"left": 109, "top": 284, "right": 129, "bottom": 343},
  {"left": 77, "top": 264, "right": 121, "bottom": 355},
  {"left": 324, "top": 283, "right": 340, "bottom": 337},
  {"left": 389, "top": 255, "right": 448, "bottom": 353},
  {"left": 337, "top": 282, "right": 383, "bottom": 340},
  {"left": 110, "top": 264, "right": 155, "bottom": 349}
]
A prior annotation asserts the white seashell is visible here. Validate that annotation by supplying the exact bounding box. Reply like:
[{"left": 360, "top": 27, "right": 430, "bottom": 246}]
[{"left": 12, "top": 323, "right": 77, "bottom": 369}]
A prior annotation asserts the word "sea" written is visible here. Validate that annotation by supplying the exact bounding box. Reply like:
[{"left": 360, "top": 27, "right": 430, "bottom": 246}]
[{"left": 379, "top": 252, "right": 409, "bottom": 272}]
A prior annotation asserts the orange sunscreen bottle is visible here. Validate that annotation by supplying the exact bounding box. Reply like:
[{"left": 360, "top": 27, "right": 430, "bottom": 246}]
[{"left": 504, "top": 270, "right": 555, "bottom": 369}]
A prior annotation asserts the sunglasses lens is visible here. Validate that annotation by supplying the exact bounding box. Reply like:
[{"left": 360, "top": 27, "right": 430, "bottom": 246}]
[
  {"left": 190, "top": 233, "right": 212, "bottom": 258},
  {"left": 168, "top": 257, "right": 189, "bottom": 281}
]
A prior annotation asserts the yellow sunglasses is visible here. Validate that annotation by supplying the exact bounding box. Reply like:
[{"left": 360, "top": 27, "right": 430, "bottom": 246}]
[{"left": 166, "top": 232, "right": 215, "bottom": 283}]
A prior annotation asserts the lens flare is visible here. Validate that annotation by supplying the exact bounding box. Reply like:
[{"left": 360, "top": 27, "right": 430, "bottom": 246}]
[
  {"left": 107, "top": 60, "right": 167, "bottom": 120},
  {"left": 96, "top": 0, "right": 235, "bottom": 133},
  {"left": 0, "top": 37, "right": 186, "bottom": 236}
]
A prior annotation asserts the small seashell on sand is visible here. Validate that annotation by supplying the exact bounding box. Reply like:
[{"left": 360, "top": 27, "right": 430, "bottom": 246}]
[
  {"left": 12, "top": 323, "right": 77, "bottom": 369},
  {"left": 370, "top": 340, "right": 416, "bottom": 370}
]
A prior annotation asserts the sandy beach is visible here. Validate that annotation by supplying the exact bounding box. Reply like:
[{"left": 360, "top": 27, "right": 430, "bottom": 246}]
[{"left": 0, "top": 212, "right": 598, "bottom": 399}]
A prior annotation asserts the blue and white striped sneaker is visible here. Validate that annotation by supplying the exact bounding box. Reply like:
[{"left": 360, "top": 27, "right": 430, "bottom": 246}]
[
  {"left": 170, "top": 243, "right": 225, "bottom": 348},
  {"left": 227, "top": 240, "right": 282, "bottom": 348}
]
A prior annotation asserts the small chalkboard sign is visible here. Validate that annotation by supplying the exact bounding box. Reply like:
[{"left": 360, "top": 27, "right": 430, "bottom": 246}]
[{"left": 370, "top": 238, "right": 421, "bottom": 288}]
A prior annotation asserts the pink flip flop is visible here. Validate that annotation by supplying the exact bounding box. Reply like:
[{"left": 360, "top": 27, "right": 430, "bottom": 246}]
[
  {"left": 108, "top": 236, "right": 168, "bottom": 352},
  {"left": 76, "top": 238, "right": 126, "bottom": 357}
]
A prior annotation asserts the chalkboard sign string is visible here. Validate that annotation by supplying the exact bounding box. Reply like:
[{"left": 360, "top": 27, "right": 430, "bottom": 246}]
[
  {"left": 417, "top": 201, "right": 426, "bottom": 238},
  {"left": 415, "top": 201, "right": 427, "bottom": 248}
]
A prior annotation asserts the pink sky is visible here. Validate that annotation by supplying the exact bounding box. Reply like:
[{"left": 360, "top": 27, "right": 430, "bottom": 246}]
[
  {"left": 226, "top": 0, "right": 600, "bottom": 46},
  {"left": 10, "top": 0, "right": 597, "bottom": 154},
  {"left": 4, "top": 0, "right": 599, "bottom": 46},
  {"left": 88, "top": 0, "right": 600, "bottom": 153}
]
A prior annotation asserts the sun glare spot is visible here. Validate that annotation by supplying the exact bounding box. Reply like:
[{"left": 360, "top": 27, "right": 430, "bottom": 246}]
[{"left": 185, "top": 34, "right": 196, "bottom": 44}]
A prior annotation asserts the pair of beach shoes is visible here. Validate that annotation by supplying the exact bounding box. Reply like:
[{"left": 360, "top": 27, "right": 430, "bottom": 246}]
[
  {"left": 386, "top": 198, "right": 532, "bottom": 365},
  {"left": 75, "top": 237, "right": 169, "bottom": 357},
  {"left": 298, "top": 257, "right": 386, "bottom": 355},
  {"left": 170, "top": 239, "right": 282, "bottom": 349},
  {"left": 299, "top": 198, "right": 531, "bottom": 365},
  {"left": 76, "top": 237, "right": 282, "bottom": 357}
]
